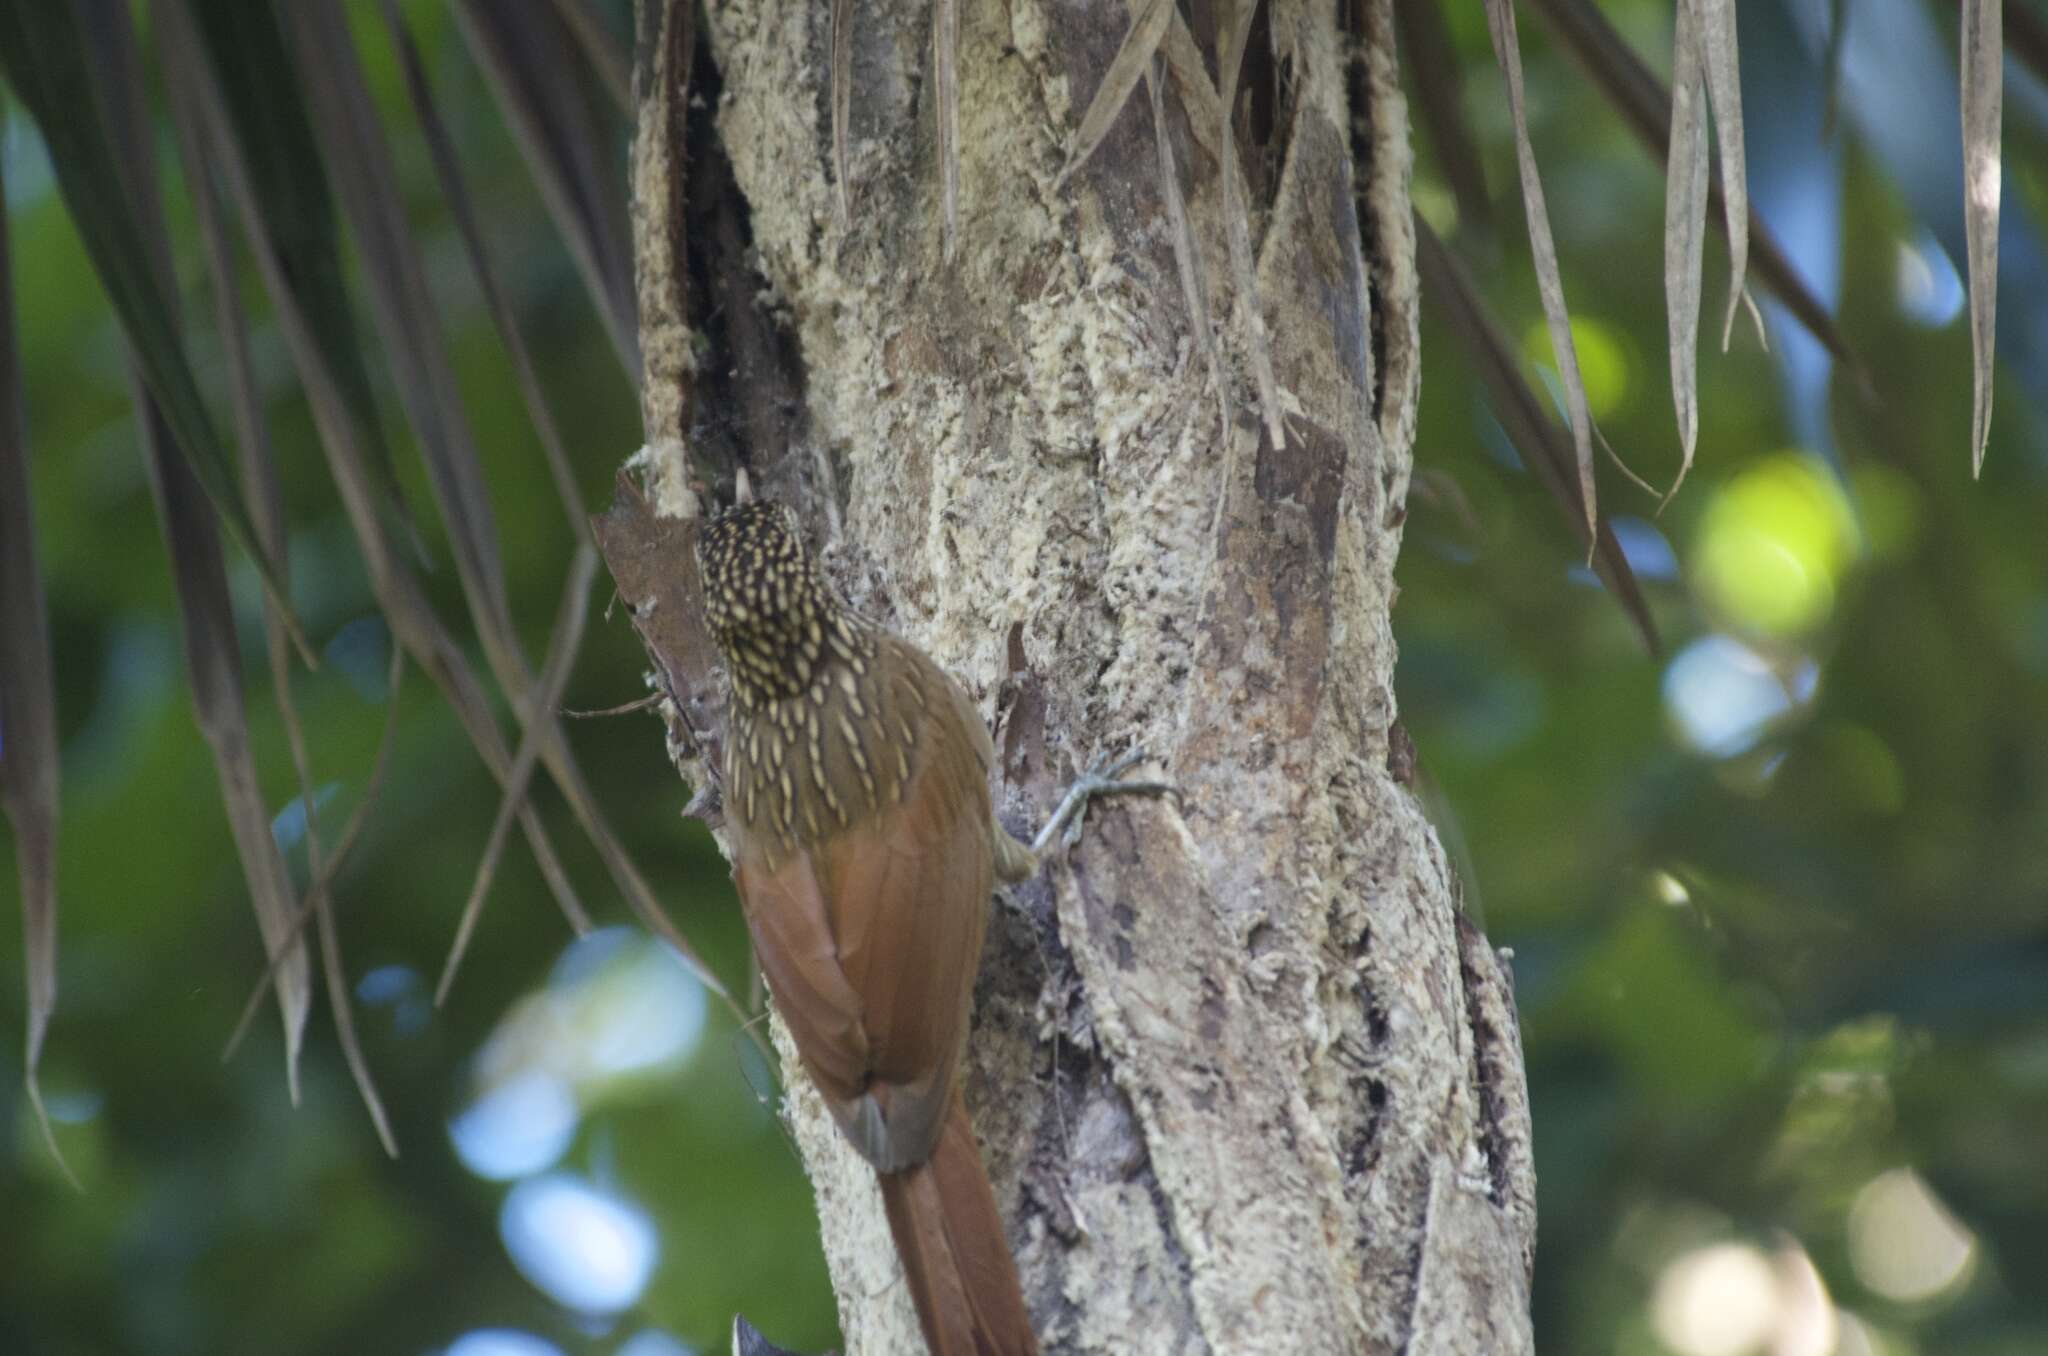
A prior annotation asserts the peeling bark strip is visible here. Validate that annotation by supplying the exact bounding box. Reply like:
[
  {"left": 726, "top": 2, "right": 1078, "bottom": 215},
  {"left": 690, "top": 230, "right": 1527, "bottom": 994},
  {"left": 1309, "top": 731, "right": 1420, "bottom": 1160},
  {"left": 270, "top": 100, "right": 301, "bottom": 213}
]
[
  {"left": 629, "top": 0, "right": 698, "bottom": 472},
  {"left": 606, "top": 1, "right": 1536, "bottom": 1351}
]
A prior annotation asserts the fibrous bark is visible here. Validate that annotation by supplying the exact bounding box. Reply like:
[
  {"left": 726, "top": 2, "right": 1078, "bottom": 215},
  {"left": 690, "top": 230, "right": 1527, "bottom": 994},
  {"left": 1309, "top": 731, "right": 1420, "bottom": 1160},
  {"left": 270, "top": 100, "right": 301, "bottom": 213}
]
[{"left": 605, "top": 2, "right": 1536, "bottom": 1351}]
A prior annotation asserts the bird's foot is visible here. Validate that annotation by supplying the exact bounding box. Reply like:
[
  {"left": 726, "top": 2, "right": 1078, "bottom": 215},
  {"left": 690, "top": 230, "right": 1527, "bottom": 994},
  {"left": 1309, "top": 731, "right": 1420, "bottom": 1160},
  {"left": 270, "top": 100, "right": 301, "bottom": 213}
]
[{"left": 1031, "top": 749, "right": 1178, "bottom": 856}]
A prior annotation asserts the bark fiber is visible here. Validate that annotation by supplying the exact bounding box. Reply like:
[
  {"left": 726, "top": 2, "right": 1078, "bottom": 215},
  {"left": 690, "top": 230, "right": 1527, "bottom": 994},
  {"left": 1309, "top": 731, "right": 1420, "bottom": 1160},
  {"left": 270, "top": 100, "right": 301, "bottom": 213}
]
[{"left": 606, "top": 2, "right": 1535, "bottom": 1351}]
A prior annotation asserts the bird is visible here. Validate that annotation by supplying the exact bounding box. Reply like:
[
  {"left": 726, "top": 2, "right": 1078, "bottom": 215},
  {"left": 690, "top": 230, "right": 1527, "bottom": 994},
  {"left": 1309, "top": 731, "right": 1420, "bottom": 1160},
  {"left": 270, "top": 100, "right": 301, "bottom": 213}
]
[{"left": 696, "top": 483, "right": 1168, "bottom": 1355}]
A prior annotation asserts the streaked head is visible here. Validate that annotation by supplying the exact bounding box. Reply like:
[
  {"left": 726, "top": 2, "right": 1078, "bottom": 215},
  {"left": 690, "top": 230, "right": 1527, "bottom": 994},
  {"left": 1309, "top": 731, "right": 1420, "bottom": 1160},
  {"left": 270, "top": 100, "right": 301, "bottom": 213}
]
[{"left": 696, "top": 499, "right": 831, "bottom": 702}]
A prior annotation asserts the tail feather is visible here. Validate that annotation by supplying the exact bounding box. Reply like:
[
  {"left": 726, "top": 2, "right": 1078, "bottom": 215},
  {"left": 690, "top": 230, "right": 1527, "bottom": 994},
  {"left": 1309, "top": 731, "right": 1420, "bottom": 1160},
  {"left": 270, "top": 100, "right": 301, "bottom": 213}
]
[{"left": 876, "top": 1095, "right": 1037, "bottom": 1356}]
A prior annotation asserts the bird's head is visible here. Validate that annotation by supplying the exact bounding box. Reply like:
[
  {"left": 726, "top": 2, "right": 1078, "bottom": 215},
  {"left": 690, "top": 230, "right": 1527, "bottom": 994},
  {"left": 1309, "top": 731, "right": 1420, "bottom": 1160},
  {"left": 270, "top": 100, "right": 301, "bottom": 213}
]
[{"left": 696, "top": 496, "right": 833, "bottom": 703}]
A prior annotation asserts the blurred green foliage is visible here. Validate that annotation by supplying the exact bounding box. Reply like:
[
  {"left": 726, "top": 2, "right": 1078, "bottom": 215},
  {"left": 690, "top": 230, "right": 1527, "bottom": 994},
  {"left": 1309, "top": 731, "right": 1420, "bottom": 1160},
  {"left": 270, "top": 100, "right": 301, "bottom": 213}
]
[
  {"left": 0, "top": 4, "right": 835, "bottom": 1354},
  {"left": 1401, "top": 3, "right": 2048, "bottom": 1353},
  {"left": 2, "top": 2, "right": 2045, "bottom": 1355}
]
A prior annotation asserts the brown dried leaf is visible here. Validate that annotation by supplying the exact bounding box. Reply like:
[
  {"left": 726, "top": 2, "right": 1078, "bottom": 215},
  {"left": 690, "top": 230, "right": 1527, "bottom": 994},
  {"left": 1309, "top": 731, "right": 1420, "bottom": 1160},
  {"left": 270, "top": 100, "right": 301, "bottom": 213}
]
[
  {"left": 141, "top": 399, "right": 317, "bottom": 1101},
  {"left": 1694, "top": 0, "right": 1753, "bottom": 350},
  {"left": 287, "top": 0, "right": 727, "bottom": 1002},
  {"left": 1219, "top": 0, "right": 1287, "bottom": 451},
  {"left": 1483, "top": 0, "right": 1597, "bottom": 545},
  {"left": 158, "top": 0, "right": 595, "bottom": 941},
  {"left": 1961, "top": 0, "right": 2002, "bottom": 474},
  {"left": 85, "top": 0, "right": 316, "bottom": 1099},
  {"left": 284, "top": 0, "right": 519, "bottom": 646},
  {"left": 1147, "top": 59, "right": 1227, "bottom": 442},
  {"left": 223, "top": 645, "right": 406, "bottom": 1065},
  {"left": 832, "top": 0, "right": 854, "bottom": 222},
  {"left": 1161, "top": 16, "right": 1222, "bottom": 164},
  {"left": 437, "top": 545, "right": 602, "bottom": 1006},
  {"left": 1665, "top": 0, "right": 1710, "bottom": 500},
  {"left": 315, "top": 869, "right": 398, "bottom": 1155},
  {"left": 1055, "top": 0, "right": 1174, "bottom": 188},
  {"left": 450, "top": 0, "right": 640, "bottom": 376},
  {"left": 180, "top": 62, "right": 399, "bottom": 1152},
  {"left": 1528, "top": 0, "right": 1865, "bottom": 389},
  {"left": 382, "top": 1, "right": 588, "bottom": 531},
  {"left": 933, "top": 0, "right": 959, "bottom": 257}
]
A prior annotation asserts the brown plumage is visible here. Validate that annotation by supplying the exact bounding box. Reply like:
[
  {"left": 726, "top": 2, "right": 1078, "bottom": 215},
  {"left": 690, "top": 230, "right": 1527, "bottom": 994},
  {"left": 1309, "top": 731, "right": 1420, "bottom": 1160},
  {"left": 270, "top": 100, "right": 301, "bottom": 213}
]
[{"left": 698, "top": 498, "right": 1039, "bottom": 1356}]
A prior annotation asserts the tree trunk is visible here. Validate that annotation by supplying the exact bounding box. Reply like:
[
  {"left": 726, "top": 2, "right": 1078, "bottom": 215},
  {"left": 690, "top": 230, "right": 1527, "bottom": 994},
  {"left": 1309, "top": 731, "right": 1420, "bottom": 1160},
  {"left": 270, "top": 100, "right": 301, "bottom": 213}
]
[{"left": 603, "top": 2, "right": 1536, "bottom": 1352}]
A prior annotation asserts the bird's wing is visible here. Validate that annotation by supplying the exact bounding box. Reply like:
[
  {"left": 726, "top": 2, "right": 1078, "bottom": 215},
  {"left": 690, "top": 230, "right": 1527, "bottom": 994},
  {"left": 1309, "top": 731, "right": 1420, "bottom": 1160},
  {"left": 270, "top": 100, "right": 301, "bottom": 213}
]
[
  {"left": 734, "top": 849, "right": 871, "bottom": 1105},
  {"left": 816, "top": 650, "right": 996, "bottom": 1166}
]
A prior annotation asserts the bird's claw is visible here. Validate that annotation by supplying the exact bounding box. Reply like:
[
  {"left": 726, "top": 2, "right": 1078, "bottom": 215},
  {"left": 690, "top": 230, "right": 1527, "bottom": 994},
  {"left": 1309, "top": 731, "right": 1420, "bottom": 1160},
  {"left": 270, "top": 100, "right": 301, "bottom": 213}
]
[{"left": 1032, "top": 747, "right": 1179, "bottom": 855}]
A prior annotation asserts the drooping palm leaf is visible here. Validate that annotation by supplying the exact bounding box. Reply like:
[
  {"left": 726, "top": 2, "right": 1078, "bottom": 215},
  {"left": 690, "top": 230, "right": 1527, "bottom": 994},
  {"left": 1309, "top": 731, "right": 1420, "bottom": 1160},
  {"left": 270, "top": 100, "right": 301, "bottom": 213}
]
[
  {"left": 0, "top": 1, "right": 310, "bottom": 656},
  {"left": 1219, "top": 0, "right": 1288, "bottom": 453},
  {"left": 156, "top": 0, "right": 598, "bottom": 939},
  {"left": 1148, "top": 57, "right": 1226, "bottom": 442},
  {"left": 81, "top": 0, "right": 316, "bottom": 1100},
  {"left": 1483, "top": 0, "right": 1599, "bottom": 546},
  {"left": 275, "top": 0, "right": 729, "bottom": 1008},
  {"left": 182, "top": 0, "right": 419, "bottom": 554},
  {"left": 1526, "top": 0, "right": 1865, "bottom": 386},
  {"left": 176, "top": 48, "right": 396, "bottom": 1151},
  {"left": 1057, "top": 0, "right": 1174, "bottom": 189},
  {"left": 437, "top": 544, "right": 601, "bottom": 1007},
  {"left": 379, "top": 1, "right": 591, "bottom": 535},
  {"left": 450, "top": 0, "right": 640, "bottom": 377},
  {"left": 1959, "top": 0, "right": 2001, "bottom": 473},
  {"left": 224, "top": 646, "right": 406, "bottom": 1068},
  {"left": 1692, "top": 0, "right": 1752, "bottom": 350},
  {"left": 1665, "top": 0, "right": 1711, "bottom": 499}
]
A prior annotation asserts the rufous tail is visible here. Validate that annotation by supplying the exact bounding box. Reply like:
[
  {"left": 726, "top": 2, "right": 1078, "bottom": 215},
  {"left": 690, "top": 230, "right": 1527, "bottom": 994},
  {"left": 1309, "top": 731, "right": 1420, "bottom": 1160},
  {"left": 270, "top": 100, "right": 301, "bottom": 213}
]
[{"left": 876, "top": 1093, "right": 1038, "bottom": 1356}]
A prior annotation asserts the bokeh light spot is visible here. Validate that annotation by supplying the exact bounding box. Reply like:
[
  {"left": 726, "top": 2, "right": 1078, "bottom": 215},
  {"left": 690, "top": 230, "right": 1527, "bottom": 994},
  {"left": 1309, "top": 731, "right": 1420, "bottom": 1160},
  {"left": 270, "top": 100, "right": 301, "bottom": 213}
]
[
  {"left": 1847, "top": 1169, "right": 1976, "bottom": 1303},
  {"left": 1770, "top": 1245, "right": 1839, "bottom": 1356},
  {"left": 452, "top": 928, "right": 712, "bottom": 1186},
  {"left": 1649, "top": 870, "right": 1691, "bottom": 908},
  {"left": 1894, "top": 230, "right": 1964, "bottom": 327},
  {"left": 1523, "top": 314, "right": 1631, "bottom": 420},
  {"left": 1650, "top": 1242, "right": 1778, "bottom": 1356},
  {"left": 323, "top": 615, "right": 394, "bottom": 701},
  {"left": 1611, "top": 515, "right": 1680, "bottom": 582},
  {"left": 561, "top": 933, "right": 708, "bottom": 1077},
  {"left": 1692, "top": 454, "right": 1858, "bottom": 637},
  {"left": 1829, "top": 1312, "right": 1884, "bottom": 1356},
  {"left": 1663, "top": 635, "right": 1815, "bottom": 758},
  {"left": 449, "top": 1072, "right": 578, "bottom": 1182},
  {"left": 358, "top": 963, "right": 431, "bottom": 1037},
  {"left": 615, "top": 1331, "right": 696, "bottom": 1356},
  {"left": 443, "top": 1332, "right": 566, "bottom": 1356},
  {"left": 270, "top": 782, "right": 340, "bottom": 854},
  {"left": 500, "top": 1173, "right": 658, "bottom": 1314}
]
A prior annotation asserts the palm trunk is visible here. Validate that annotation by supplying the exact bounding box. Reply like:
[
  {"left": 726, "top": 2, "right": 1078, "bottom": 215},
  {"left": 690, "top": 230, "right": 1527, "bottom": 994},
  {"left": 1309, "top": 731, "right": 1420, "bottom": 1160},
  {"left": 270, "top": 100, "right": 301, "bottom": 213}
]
[{"left": 605, "top": 2, "right": 1536, "bottom": 1351}]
